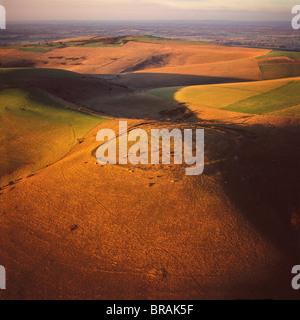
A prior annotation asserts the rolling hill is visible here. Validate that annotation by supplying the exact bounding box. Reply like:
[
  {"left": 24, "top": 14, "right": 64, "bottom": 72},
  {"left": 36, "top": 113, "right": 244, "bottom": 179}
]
[
  {"left": 0, "top": 35, "right": 271, "bottom": 89},
  {"left": 0, "top": 36, "right": 300, "bottom": 300}
]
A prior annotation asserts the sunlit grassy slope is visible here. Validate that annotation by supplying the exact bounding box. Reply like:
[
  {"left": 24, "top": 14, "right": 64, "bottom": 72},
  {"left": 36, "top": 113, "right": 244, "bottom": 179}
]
[
  {"left": 0, "top": 68, "right": 107, "bottom": 187},
  {"left": 148, "top": 77, "right": 300, "bottom": 117}
]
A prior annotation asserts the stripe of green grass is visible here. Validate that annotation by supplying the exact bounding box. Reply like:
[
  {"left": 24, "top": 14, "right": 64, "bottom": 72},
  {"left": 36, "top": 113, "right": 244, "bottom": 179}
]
[{"left": 223, "top": 80, "right": 300, "bottom": 115}]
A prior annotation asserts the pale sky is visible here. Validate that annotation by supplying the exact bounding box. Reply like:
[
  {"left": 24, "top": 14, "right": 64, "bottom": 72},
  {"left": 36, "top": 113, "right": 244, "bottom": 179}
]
[{"left": 1, "top": 0, "right": 298, "bottom": 22}]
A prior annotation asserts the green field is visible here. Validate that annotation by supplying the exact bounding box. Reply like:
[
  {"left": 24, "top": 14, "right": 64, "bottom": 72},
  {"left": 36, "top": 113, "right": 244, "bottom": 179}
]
[
  {"left": 0, "top": 39, "right": 123, "bottom": 52},
  {"left": 0, "top": 68, "right": 107, "bottom": 187},
  {"left": 80, "top": 42, "right": 122, "bottom": 47},
  {"left": 13, "top": 37, "right": 125, "bottom": 51},
  {"left": 259, "top": 64, "right": 300, "bottom": 80},
  {"left": 257, "top": 50, "right": 300, "bottom": 60},
  {"left": 124, "top": 35, "right": 218, "bottom": 46},
  {"left": 15, "top": 42, "right": 64, "bottom": 52},
  {"left": 148, "top": 78, "right": 300, "bottom": 117},
  {"left": 0, "top": 35, "right": 218, "bottom": 53},
  {"left": 257, "top": 50, "right": 300, "bottom": 80},
  {"left": 18, "top": 47, "right": 54, "bottom": 53}
]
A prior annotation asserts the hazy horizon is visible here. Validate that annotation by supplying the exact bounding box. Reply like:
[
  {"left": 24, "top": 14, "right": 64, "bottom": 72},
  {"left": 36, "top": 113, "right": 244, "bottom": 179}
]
[
  {"left": 5, "top": 19, "right": 293, "bottom": 23},
  {"left": 1, "top": 0, "right": 298, "bottom": 22}
]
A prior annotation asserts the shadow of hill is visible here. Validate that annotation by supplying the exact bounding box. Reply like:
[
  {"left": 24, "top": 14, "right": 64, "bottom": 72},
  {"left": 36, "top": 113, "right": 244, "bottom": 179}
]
[
  {"left": 196, "top": 117, "right": 300, "bottom": 262},
  {"left": 1, "top": 59, "right": 36, "bottom": 68},
  {"left": 29, "top": 73, "right": 256, "bottom": 121},
  {"left": 96, "top": 72, "right": 256, "bottom": 89}
]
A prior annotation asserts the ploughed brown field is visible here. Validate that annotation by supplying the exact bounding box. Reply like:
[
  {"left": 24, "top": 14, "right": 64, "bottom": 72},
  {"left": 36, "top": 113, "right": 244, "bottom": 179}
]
[{"left": 0, "top": 36, "right": 299, "bottom": 299}]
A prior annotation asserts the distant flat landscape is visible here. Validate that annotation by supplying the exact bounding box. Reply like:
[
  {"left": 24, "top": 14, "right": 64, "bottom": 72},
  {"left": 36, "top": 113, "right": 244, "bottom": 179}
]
[{"left": 2, "top": 20, "right": 300, "bottom": 51}]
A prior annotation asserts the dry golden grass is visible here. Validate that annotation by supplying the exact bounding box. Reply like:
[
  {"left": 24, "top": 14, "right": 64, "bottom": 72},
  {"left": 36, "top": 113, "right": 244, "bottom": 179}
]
[
  {"left": 1, "top": 117, "right": 299, "bottom": 300},
  {"left": 176, "top": 86, "right": 257, "bottom": 108}
]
